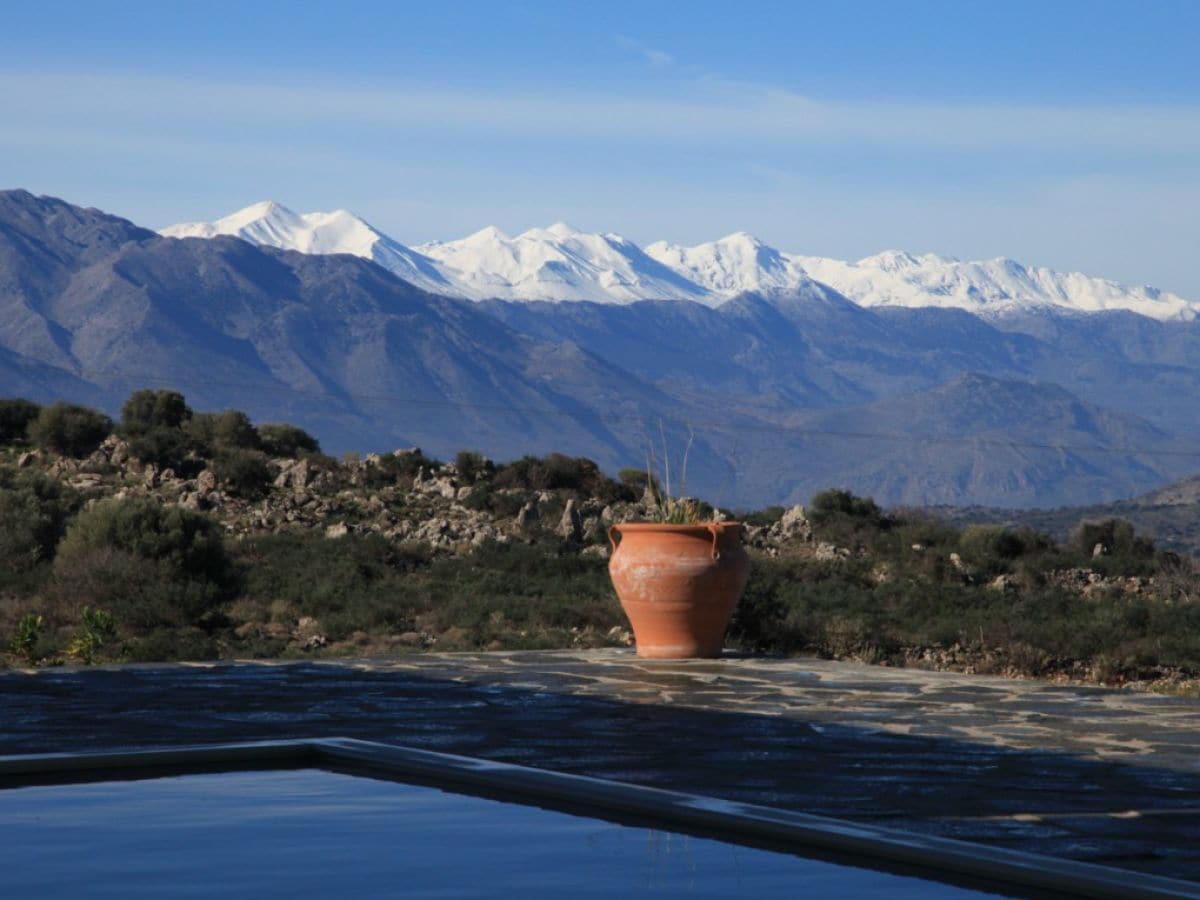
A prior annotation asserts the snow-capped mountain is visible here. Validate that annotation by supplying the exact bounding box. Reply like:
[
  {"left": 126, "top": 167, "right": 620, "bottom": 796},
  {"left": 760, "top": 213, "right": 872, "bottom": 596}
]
[
  {"left": 162, "top": 202, "right": 1200, "bottom": 321},
  {"left": 794, "top": 251, "right": 1199, "bottom": 322},
  {"left": 162, "top": 201, "right": 453, "bottom": 295},
  {"left": 644, "top": 232, "right": 812, "bottom": 296},
  {"left": 416, "top": 222, "right": 712, "bottom": 304}
]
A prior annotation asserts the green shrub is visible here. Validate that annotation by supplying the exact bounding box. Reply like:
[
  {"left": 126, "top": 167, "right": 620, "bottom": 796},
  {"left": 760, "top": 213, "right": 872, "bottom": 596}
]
[
  {"left": 0, "top": 398, "right": 41, "bottom": 444},
  {"left": 126, "top": 627, "right": 218, "bottom": 662},
  {"left": 186, "top": 409, "right": 260, "bottom": 452},
  {"left": 237, "top": 533, "right": 431, "bottom": 637},
  {"left": 211, "top": 448, "right": 273, "bottom": 499},
  {"left": 0, "top": 470, "right": 77, "bottom": 575},
  {"left": 212, "top": 410, "right": 260, "bottom": 449},
  {"left": 1076, "top": 518, "right": 1155, "bottom": 559},
  {"left": 66, "top": 606, "right": 118, "bottom": 664},
  {"left": 809, "top": 489, "right": 886, "bottom": 525},
  {"left": 53, "top": 497, "right": 235, "bottom": 628},
  {"left": 494, "top": 453, "right": 628, "bottom": 500},
  {"left": 454, "top": 450, "right": 493, "bottom": 485},
  {"left": 120, "top": 389, "right": 192, "bottom": 436},
  {"left": 257, "top": 423, "right": 321, "bottom": 458},
  {"left": 360, "top": 449, "right": 442, "bottom": 488},
  {"left": 417, "top": 541, "right": 620, "bottom": 643},
  {"left": 461, "top": 482, "right": 527, "bottom": 518},
  {"left": 126, "top": 426, "right": 198, "bottom": 473},
  {"left": 956, "top": 524, "right": 1055, "bottom": 576},
  {"left": 9, "top": 613, "right": 43, "bottom": 665},
  {"left": 27, "top": 402, "right": 113, "bottom": 457}
]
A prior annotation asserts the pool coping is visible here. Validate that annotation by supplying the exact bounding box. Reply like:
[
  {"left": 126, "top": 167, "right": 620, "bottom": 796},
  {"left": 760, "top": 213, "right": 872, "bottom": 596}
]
[{"left": 1, "top": 738, "right": 1196, "bottom": 900}]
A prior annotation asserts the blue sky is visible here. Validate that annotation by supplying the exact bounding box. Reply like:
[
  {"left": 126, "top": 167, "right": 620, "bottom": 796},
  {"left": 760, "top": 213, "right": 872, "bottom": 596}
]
[{"left": 2, "top": 1, "right": 1198, "bottom": 293}]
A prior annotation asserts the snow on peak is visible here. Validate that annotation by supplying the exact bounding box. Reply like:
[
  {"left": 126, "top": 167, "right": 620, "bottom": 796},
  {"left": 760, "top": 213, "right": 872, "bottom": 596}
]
[
  {"left": 417, "top": 222, "right": 710, "bottom": 304},
  {"left": 162, "top": 202, "right": 450, "bottom": 293},
  {"left": 795, "top": 252, "right": 1198, "bottom": 321},
  {"left": 163, "top": 203, "right": 1199, "bottom": 319},
  {"left": 645, "top": 232, "right": 813, "bottom": 296}
]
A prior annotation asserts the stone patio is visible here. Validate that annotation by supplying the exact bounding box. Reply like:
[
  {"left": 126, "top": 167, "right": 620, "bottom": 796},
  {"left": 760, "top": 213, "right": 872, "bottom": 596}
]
[{"left": 3, "top": 650, "right": 1199, "bottom": 882}]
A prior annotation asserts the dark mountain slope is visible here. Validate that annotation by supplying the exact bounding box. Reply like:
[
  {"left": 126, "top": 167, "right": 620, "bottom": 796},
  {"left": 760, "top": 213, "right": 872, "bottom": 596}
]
[
  {"left": 759, "top": 373, "right": 1187, "bottom": 508},
  {"left": 0, "top": 192, "right": 706, "bottom": 477},
  {"left": 1, "top": 189, "right": 1196, "bottom": 509}
]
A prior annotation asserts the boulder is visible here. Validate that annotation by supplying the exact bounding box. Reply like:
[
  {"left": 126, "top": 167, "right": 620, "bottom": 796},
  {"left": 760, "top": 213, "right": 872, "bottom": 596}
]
[
  {"left": 776, "top": 505, "right": 812, "bottom": 541},
  {"left": 273, "top": 458, "right": 312, "bottom": 490},
  {"left": 515, "top": 501, "right": 538, "bottom": 532},
  {"left": 558, "top": 498, "right": 582, "bottom": 542},
  {"left": 814, "top": 542, "right": 850, "bottom": 562},
  {"left": 180, "top": 491, "right": 208, "bottom": 511}
]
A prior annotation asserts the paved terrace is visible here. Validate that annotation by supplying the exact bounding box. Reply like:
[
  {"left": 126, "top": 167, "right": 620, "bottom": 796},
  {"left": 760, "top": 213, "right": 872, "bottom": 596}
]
[{"left": 3, "top": 650, "right": 1200, "bottom": 882}]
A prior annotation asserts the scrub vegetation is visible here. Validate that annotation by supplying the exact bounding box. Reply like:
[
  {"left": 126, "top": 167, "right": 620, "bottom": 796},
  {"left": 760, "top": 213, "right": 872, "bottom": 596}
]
[{"left": 1, "top": 391, "right": 1199, "bottom": 693}]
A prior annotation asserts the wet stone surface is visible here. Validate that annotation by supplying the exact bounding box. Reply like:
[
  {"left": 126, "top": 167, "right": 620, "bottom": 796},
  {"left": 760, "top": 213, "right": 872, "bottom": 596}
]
[{"left": 2, "top": 650, "right": 1200, "bottom": 881}]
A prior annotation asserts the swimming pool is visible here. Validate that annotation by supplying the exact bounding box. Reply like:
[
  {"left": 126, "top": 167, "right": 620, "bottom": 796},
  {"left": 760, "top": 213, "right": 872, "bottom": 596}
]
[{"left": 0, "top": 739, "right": 1189, "bottom": 898}]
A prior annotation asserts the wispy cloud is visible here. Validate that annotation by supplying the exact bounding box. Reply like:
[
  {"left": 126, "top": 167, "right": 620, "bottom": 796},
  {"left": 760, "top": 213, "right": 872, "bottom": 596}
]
[
  {"left": 4, "top": 69, "right": 1199, "bottom": 157},
  {"left": 615, "top": 35, "right": 674, "bottom": 67}
]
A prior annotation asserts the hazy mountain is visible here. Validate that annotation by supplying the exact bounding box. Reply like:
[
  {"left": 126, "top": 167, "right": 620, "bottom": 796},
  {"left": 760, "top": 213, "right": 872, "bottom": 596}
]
[
  {"left": 768, "top": 372, "right": 1185, "bottom": 508},
  {"left": 167, "top": 202, "right": 1200, "bottom": 321},
  {"left": 3, "top": 190, "right": 724, "bottom": 483},
  {"left": 7, "top": 190, "right": 1200, "bottom": 509}
]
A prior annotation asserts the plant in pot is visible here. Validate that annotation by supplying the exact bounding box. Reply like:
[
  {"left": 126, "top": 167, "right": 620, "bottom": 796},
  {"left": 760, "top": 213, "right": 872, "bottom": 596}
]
[{"left": 607, "top": 439, "right": 749, "bottom": 659}]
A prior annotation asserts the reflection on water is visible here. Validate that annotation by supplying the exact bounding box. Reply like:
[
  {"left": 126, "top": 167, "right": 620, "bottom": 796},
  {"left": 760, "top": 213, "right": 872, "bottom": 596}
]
[{"left": 0, "top": 769, "right": 1006, "bottom": 898}]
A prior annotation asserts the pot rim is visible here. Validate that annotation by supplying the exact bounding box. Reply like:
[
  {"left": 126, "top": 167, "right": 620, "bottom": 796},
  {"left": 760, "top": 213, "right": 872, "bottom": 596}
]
[{"left": 613, "top": 521, "right": 743, "bottom": 532}]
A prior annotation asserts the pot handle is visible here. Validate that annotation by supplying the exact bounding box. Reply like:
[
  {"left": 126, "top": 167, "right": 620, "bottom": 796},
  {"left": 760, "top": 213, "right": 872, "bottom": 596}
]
[
  {"left": 707, "top": 523, "right": 721, "bottom": 560},
  {"left": 608, "top": 525, "right": 620, "bottom": 555}
]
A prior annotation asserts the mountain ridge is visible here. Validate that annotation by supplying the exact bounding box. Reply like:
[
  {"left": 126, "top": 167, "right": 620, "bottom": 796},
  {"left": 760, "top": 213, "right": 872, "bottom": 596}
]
[
  {"left": 162, "top": 199, "right": 1200, "bottom": 320},
  {"left": 6, "top": 189, "right": 1200, "bottom": 510}
]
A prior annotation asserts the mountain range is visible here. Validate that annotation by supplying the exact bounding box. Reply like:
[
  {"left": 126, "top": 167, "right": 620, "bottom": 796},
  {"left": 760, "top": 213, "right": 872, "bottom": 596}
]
[
  {"left": 5, "top": 188, "right": 1200, "bottom": 511},
  {"left": 165, "top": 201, "right": 1199, "bottom": 320}
]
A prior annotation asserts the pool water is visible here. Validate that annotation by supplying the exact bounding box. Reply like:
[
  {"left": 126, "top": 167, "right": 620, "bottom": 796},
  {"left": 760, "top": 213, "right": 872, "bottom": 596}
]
[{"left": 0, "top": 769, "right": 1007, "bottom": 898}]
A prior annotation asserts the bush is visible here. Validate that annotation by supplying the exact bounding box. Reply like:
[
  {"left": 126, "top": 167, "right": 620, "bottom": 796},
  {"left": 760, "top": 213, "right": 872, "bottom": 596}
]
[
  {"left": 185, "top": 409, "right": 260, "bottom": 452},
  {"left": 53, "top": 497, "right": 235, "bottom": 628},
  {"left": 237, "top": 533, "right": 431, "bottom": 638},
  {"left": 9, "top": 613, "right": 43, "bottom": 665},
  {"left": 0, "top": 470, "right": 77, "bottom": 575},
  {"left": 494, "top": 453, "right": 628, "bottom": 500},
  {"left": 120, "top": 389, "right": 192, "bottom": 436},
  {"left": 126, "top": 426, "right": 198, "bottom": 473},
  {"left": 454, "top": 450, "right": 493, "bottom": 485},
  {"left": 126, "top": 627, "right": 218, "bottom": 662},
  {"left": 809, "top": 489, "right": 886, "bottom": 525},
  {"left": 257, "top": 423, "right": 321, "bottom": 458},
  {"left": 211, "top": 448, "right": 274, "bottom": 499},
  {"left": 212, "top": 410, "right": 260, "bottom": 449},
  {"left": 66, "top": 606, "right": 118, "bottom": 664},
  {"left": 0, "top": 398, "right": 41, "bottom": 444},
  {"left": 1075, "top": 518, "right": 1155, "bottom": 560},
  {"left": 27, "top": 402, "right": 113, "bottom": 457},
  {"left": 359, "top": 449, "right": 442, "bottom": 488}
]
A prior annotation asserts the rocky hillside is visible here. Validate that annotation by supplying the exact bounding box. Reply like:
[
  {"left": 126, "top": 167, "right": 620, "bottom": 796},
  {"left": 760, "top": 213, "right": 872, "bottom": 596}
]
[{"left": 3, "top": 391, "right": 1199, "bottom": 691}]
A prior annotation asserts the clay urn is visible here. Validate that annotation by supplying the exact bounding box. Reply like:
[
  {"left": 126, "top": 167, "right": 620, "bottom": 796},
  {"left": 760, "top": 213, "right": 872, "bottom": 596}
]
[{"left": 608, "top": 522, "right": 749, "bottom": 659}]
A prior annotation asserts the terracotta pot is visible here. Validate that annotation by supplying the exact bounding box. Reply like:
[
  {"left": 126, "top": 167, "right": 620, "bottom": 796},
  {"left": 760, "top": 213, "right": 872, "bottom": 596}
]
[{"left": 608, "top": 522, "right": 749, "bottom": 659}]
